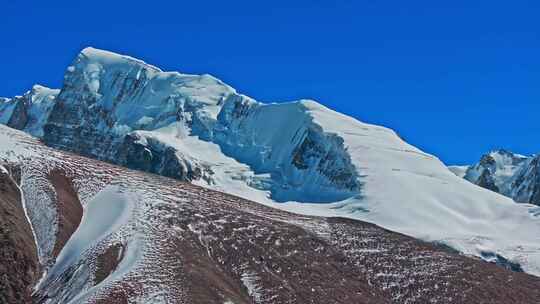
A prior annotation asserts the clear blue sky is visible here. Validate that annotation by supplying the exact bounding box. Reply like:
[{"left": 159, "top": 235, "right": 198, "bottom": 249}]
[{"left": 1, "top": 1, "right": 539, "bottom": 164}]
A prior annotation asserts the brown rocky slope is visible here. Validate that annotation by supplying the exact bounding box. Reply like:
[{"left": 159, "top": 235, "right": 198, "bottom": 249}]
[{"left": 1, "top": 124, "right": 540, "bottom": 303}]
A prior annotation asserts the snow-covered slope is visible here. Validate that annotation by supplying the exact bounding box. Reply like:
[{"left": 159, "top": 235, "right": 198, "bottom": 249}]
[
  {"left": 3, "top": 47, "right": 540, "bottom": 277},
  {"left": 2, "top": 124, "right": 540, "bottom": 304},
  {"left": 453, "top": 149, "right": 540, "bottom": 206}
]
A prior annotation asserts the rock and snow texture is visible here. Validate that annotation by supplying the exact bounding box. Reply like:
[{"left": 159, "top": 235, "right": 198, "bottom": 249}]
[
  {"left": 2, "top": 124, "right": 540, "bottom": 304},
  {"left": 453, "top": 149, "right": 540, "bottom": 206},
  {"left": 3, "top": 47, "right": 540, "bottom": 277},
  {"left": 0, "top": 85, "right": 59, "bottom": 137}
]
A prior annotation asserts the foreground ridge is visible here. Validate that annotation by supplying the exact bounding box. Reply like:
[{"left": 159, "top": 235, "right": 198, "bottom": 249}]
[{"left": 1, "top": 124, "right": 540, "bottom": 303}]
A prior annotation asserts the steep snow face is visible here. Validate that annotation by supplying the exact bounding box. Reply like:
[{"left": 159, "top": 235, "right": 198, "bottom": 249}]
[
  {"left": 455, "top": 149, "right": 540, "bottom": 206},
  {"left": 44, "top": 47, "right": 235, "bottom": 161},
  {"left": 214, "top": 96, "right": 360, "bottom": 202},
  {"left": 0, "top": 85, "right": 59, "bottom": 137}
]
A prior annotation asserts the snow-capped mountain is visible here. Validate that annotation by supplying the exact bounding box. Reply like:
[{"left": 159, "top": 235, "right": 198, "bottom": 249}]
[
  {"left": 41, "top": 47, "right": 359, "bottom": 202},
  {"left": 2, "top": 47, "right": 540, "bottom": 279},
  {"left": 0, "top": 85, "right": 59, "bottom": 137},
  {"left": 451, "top": 149, "right": 540, "bottom": 206},
  {"left": 2, "top": 124, "right": 540, "bottom": 304}
]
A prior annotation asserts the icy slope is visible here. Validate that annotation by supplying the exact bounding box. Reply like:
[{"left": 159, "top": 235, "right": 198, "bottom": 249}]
[
  {"left": 213, "top": 97, "right": 360, "bottom": 202},
  {"left": 452, "top": 149, "right": 540, "bottom": 206},
  {"left": 2, "top": 47, "right": 540, "bottom": 276}
]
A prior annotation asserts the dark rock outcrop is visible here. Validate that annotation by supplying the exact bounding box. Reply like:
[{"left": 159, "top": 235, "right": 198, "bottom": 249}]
[
  {"left": 291, "top": 127, "right": 359, "bottom": 191},
  {"left": 476, "top": 169, "right": 500, "bottom": 192},
  {"left": 117, "top": 132, "right": 210, "bottom": 182},
  {"left": 42, "top": 48, "right": 230, "bottom": 184},
  {"left": 7, "top": 98, "right": 29, "bottom": 130}
]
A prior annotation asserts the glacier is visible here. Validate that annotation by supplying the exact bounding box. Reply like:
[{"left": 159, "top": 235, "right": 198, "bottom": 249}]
[{"left": 2, "top": 47, "right": 540, "bottom": 276}]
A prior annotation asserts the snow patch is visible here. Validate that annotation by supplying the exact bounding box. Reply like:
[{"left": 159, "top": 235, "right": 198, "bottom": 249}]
[
  {"left": 46, "top": 186, "right": 134, "bottom": 281},
  {"left": 240, "top": 270, "right": 263, "bottom": 303}
]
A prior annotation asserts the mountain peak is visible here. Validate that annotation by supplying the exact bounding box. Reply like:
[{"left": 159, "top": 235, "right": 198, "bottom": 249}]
[
  {"left": 30, "top": 84, "right": 59, "bottom": 98},
  {"left": 489, "top": 148, "right": 513, "bottom": 156},
  {"left": 77, "top": 47, "right": 163, "bottom": 72}
]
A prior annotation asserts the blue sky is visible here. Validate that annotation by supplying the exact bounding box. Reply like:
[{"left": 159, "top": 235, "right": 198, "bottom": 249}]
[{"left": 1, "top": 1, "right": 539, "bottom": 164}]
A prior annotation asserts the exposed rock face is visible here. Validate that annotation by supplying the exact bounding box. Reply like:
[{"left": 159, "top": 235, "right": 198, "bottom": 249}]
[
  {"left": 0, "top": 166, "right": 40, "bottom": 303},
  {"left": 458, "top": 149, "right": 540, "bottom": 205},
  {"left": 7, "top": 98, "right": 29, "bottom": 130},
  {"left": 476, "top": 168, "right": 500, "bottom": 192},
  {"left": 513, "top": 155, "right": 540, "bottom": 205},
  {"left": 117, "top": 132, "right": 210, "bottom": 182}
]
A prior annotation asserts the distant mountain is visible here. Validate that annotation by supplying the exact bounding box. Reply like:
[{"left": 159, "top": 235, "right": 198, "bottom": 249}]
[
  {"left": 451, "top": 149, "right": 540, "bottom": 206},
  {"left": 0, "top": 85, "right": 59, "bottom": 137},
  {"left": 2, "top": 47, "right": 540, "bottom": 280}
]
